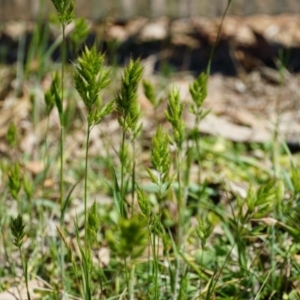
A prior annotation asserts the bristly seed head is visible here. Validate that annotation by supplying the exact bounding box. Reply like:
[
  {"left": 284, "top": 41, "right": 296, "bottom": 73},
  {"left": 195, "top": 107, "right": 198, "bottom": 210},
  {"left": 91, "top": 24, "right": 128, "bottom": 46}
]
[{"left": 115, "top": 59, "right": 144, "bottom": 132}]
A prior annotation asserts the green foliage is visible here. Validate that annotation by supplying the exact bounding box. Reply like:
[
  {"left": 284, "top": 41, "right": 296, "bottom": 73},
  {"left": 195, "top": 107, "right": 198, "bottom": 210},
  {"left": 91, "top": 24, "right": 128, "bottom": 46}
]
[
  {"left": 196, "top": 217, "right": 213, "bottom": 247},
  {"left": 143, "top": 79, "right": 157, "bottom": 107},
  {"left": 115, "top": 59, "right": 144, "bottom": 221},
  {"left": 275, "top": 178, "right": 285, "bottom": 208},
  {"left": 74, "top": 45, "right": 113, "bottom": 126},
  {"left": 23, "top": 173, "right": 33, "bottom": 201},
  {"left": 107, "top": 215, "right": 148, "bottom": 259},
  {"left": 6, "top": 122, "right": 18, "bottom": 148},
  {"left": 44, "top": 72, "right": 59, "bottom": 115},
  {"left": 150, "top": 125, "right": 171, "bottom": 176},
  {"left": 87, "top": 99, "right": 115, "bottom": 127},
  {"left": 190, "top": 72, "right": 207, "bottom": 108},
  {"left": 147, "top": 125, "right": 174, "bottom": 200},
  {"left": 165, "top": 87, "right": 185, "bottom": 149},
  {"left": 11, "top": 215, "right": 25, "bottom": 248},
  {"left": 118, "top": 141, "right": 130, "bottom": 167},
  {"left": 189, "top": 72, "right": 210, "bottom": 120},
  {"left": 73, "top": 45, "right": 114, "bottom": 297},
  {"left": 74, "top": 46, "right": 110, "bottom": 112},
  {"left": 87, "top": 202, "right": 100, "bottom": 245},
  {"left": 291, "top": 165, "right": 300, "bottom": 194},
  {"left": 115, "top": 59, "right": 143, "bottom": 132},
  {"left": 245, "top": 180, "right": 278, "bottom": 218},
  {"left": 74, "top": 220, "right": 92, "bottom": 300},
  {"left": 50, "top": 0, "right": 75, "bottom": 291},
  {"left": 70, "top": 18, "right": 90, "bottom": 51},
  {"left": 137, "top": 189, "right": 151, "bottom": 217},
  {"left": 46, "top": 72, "right": 62, "bottom": 119},
  {"left": 6, "top": 1, "right": 300, "bottom": 298},
  {"left": 8, "top": 163, "right": 22, "bottom": 200},
  {"left": 50, "top": 0, "right": 74, "bottom": 26},
  {"left": 10, "top": 215, "right": 31, "bottom": 300}
]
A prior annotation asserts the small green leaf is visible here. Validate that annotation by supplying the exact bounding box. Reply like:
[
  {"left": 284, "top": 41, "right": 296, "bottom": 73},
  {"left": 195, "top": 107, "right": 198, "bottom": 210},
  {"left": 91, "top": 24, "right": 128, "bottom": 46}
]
[
  {"left": 112, "top": 168, "right": 123, "bottom": 217},
  {"left": 143, "top": 80, "right": 156, "bottom": 106},
  {"left": 23, "top": 174, "right": 33, "bottom": 200},
  {"left": 291, "top": 165, "right": 300, "bottom": 194},
  {"left": 89, "top": 99, "right": 115, "bottom": 126},
  {"left": 50, "top": 72, "right": 63, "bottom": 119},
  {"left": 276, "top": 179, "right": 285, "bottom": 205},
  {"left": 146, "top": 168, "right": 158, "bottom": 185}
]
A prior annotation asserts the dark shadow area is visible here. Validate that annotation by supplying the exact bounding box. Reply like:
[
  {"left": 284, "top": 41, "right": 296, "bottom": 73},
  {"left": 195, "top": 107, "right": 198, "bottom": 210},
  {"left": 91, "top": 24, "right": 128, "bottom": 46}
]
[{"left": 0, "top": 21, "right": 299, "bottom": 77}]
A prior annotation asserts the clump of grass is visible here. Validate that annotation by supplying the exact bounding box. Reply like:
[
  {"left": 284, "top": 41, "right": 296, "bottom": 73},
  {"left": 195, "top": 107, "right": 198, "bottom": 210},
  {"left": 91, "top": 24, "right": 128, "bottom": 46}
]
[
  {"left": 73, "top": 44, "right": 112, "bottom": 246},
  {"left": 143, "top": 79, "right": 163, "bottom": 109},
  {"left": 11, "top": 215, "right": 31, "bottom": 300},
  {"left": 50, "top": 0, "right": 74, "bottom": 293},
  {"left": 143, "top": 125, "right": 173, "bottom": 298},
  {"left": 50, "top": 0, "right": 74, "bottom": 219},
  {"left": 147, "top": 125, "right": 173, "bottom": 201},
  {"left": 73, "top": 44, "right": 113, "bottom": 298},
  {"left": 115, "top": 59, "right": 144, "bottom": 217},
  {"left": 6, "top": 0, "right": 300, "bottom": 299}
]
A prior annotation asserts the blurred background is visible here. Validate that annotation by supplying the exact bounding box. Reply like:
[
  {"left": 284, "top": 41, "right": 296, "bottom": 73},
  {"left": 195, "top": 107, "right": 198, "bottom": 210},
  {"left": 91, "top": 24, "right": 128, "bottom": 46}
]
[
  {"left": 1, "top": 0, "right": 300, "bottom": 75},
  {"left": 0, "top": 0, "right": 300, "bottom": 21}
]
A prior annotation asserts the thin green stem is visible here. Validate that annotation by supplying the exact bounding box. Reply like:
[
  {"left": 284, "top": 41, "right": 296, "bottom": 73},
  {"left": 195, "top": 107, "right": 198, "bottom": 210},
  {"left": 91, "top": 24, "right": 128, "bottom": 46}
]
[
  {"left": 176, "top": 150, "right": 183, "bottom": 246},
  {"left": 193, "top": 112, "right": 204, "bottom": 222},
  {"left": 129, "top": 264, "right": 135, "bottom": 300},
  {"left": 151, "top": 174, "right": 164, "bottom": 299},
  {"left": 152, "top": 230, "right": 159, "bottom": 299},
  {"left": 124, "top": 258, "right": 130, "bottom": 298},
  {"left": 120, "top": 129, "right": 126, "bottom": 218},
  {"left": 43, "top": 117, "right": 51, "bottom": 183},
  {"left": 84, "top": 124, "right": 91, "bottom": 250},
  {"left": 206, "top": 0, "right": 232, "bottom": 75},
  {"left": 174, "top": 149, "right": 183, "bottom": 299},
  {"left": 19, "top": 247, "right": 31, "bottom": 300},
  {"left": 131, "top": 137, "right": 136, "bottom": 216},
  {"left": 195, "top": 113, "right": 201, "bottom": 186},
  {"left": 60, "top": 23, "right": 66, "bottom": 216},
  {"left": 59, "top": 22, "right": 66, "bottom": 292},
  {"left": 60, "top": 125, "right": 64, "bottom": 216}
]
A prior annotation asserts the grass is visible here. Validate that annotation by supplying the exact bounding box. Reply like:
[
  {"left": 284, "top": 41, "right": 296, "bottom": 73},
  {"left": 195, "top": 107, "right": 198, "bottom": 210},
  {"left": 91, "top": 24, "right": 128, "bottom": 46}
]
[{"left": 1, "top": 1, "right": 300, "bottom": 299}]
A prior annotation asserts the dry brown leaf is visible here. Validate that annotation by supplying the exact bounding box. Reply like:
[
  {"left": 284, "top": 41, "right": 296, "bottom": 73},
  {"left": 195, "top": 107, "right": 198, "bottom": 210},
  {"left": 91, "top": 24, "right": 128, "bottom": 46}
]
[
  {"left": 43, "top": 178, "right": 55, "bottom": 188},
  {"left": 97, "top": 247, "right": 110, "bottom": 267},
  {"left": 185, "top": 113, "right": 271, "bottom": 143},
  {"left": 24, "top": 161, "right": 45, "bottom": 175},
  {"left": 252, "top": 217, "right": 279, "bottom": 226}
]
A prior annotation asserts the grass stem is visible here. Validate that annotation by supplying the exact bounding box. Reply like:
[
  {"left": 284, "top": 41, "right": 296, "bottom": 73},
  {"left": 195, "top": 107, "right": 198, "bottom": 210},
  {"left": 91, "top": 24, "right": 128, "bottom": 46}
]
[
  {"left": 59, "top": 22, "right": 66, "bottom": 293},
  {"left": 84, "top": 125, "right": 91, "bottom": 250},
  {"left": 120, "top": 129, "right": 126, "bottom": 218}
]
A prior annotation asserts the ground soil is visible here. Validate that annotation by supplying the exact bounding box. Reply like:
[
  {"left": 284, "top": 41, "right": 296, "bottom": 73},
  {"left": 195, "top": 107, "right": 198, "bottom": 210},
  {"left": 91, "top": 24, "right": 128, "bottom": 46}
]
[{"left": 0, "top": 14, "right": 300, "bottom": 145}]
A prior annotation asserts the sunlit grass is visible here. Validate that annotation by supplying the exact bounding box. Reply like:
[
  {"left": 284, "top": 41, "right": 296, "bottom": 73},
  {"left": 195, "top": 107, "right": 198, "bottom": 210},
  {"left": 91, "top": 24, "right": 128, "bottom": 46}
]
[{"left": 1, "top": 0, "right": 300, "bottom": 299}]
